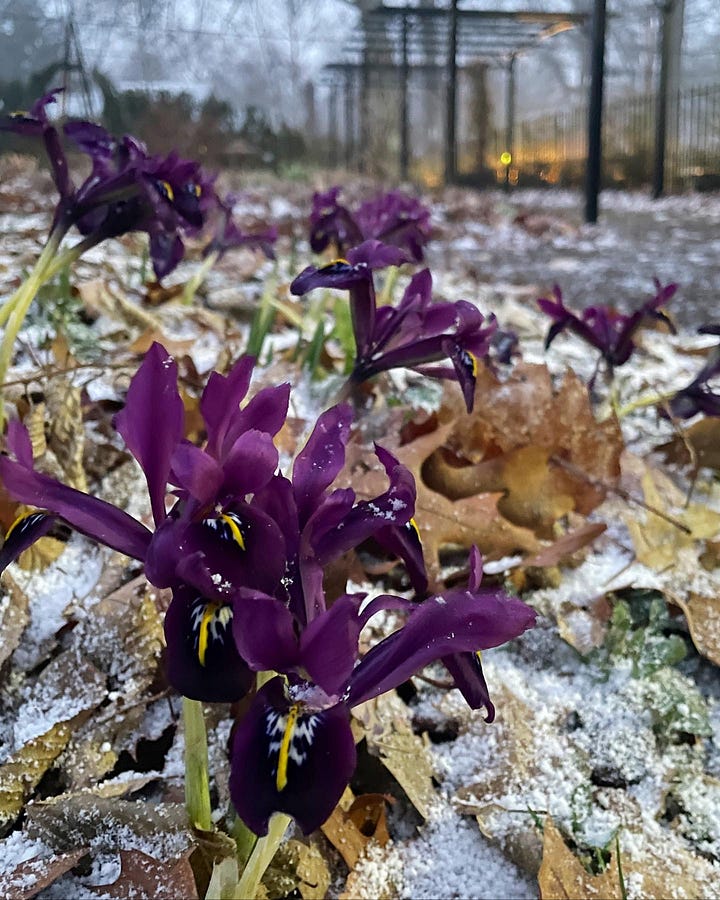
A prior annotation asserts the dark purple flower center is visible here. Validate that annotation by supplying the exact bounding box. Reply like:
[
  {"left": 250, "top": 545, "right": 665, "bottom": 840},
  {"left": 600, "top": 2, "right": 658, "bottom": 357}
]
[
  {"left": 265, "top": 703, "right": 324, "bottom": 793},
  {"left": 190, "top": 597, "right": 234, "bottom": 667},
  {"left": 202, "top": 510, "right": 247, "bottom": 550}
]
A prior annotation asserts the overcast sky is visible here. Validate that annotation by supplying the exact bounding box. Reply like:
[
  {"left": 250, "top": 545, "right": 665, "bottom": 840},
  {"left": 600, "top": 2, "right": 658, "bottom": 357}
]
[{"left": 2, "top": 0, "right": 720, "bottom": 128}]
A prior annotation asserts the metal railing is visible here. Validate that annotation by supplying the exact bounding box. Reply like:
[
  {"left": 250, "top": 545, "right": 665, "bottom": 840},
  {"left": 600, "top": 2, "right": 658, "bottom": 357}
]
[{"left": 486, "top": 83, "right": 720, "bottom": 191}]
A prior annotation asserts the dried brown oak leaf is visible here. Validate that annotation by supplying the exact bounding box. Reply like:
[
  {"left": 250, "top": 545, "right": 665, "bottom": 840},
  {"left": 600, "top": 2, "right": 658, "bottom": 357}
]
[
  {"left": 624, "top": 464, "right": 720, "bottom": 570},
  {"left": 426, "top": 363, "right": 623, "bottom": 537},
  {"left": 670, "top": 591, "right": 720, "bottom": 667},
  {"left": 0, "top": 721, "right": 73, "bottom": 836},
  {"left": 352, "top": 691, "right": 437, "bottom": 820},
  {"left": 321, "top": 787, "right": 390, "bottom": 870},
  {"left": 658, "top": 417, "right": 720, "bottom": 470},
  {"left": 0, "top": 569, "right": 30, "bottom": 668},
  {"left": 56, "top": 577, "right": 166, "bottom": 789},
  {"left": 263, "top": 838, "right": 331, "bottom": 900},
  {"left": 91, "top": 849, "right": 198, "bottom": 899},
  {"left": 538, "top": 817, "right": 623, "bottom": 900},
  {"left": 344, "top": 424, "right": 538, "bottom": 586},
  {"left": 0, "top": 847, "right": 89, "bottom": 900},
  {"left": 25, "top": 795, "right": 190, "bottom": 856}
]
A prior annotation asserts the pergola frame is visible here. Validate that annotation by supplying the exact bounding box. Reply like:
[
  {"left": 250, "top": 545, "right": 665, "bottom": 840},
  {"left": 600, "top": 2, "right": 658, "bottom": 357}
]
[{"left": 322, "top": 3, "right": 587, "bottom": 183}]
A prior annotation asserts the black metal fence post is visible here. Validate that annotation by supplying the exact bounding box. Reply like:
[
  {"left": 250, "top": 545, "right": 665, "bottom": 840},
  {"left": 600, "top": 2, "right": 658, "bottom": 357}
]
[
  {"left": 400, "top": 10, "right": 410, "bottom": 181},
  {"left": 585, "top": 0, "right": 607, "bottom": 223},
  {"left": 653, "top": 1, "right": 673, "bottom": 198},
  {"left": 444, "top": 0, "right": 458, "bottom": 184},
  {"left": 504, "top": 54, "right": 516, "bottom": 190}
]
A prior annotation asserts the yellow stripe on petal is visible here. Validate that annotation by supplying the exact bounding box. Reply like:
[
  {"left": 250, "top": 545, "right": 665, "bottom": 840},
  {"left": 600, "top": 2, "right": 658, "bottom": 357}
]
[
  {"left": 276, "top": 704, "right": 299, "bottom": 792},
  {"left": 6, "top": 512, "right": 30, "bottom": 540},
  {"left": 220, "top": 513, "right": 246, "bottom": 550},
  {"left": 197, "top": 602, "right": 219, "bottom": 666},
  {"left": 160, "top": 180, "right": 174, "bottom": 202}
]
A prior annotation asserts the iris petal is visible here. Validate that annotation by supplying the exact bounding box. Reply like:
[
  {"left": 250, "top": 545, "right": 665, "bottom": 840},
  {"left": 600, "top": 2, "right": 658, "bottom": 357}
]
[
  {"left": 0, "top": 511, "right": 56, "bottom": 573},
  {"left": 164, "top": 586, "right": 252, "bottom": 702},
  {"left": 229, "top": 678, "right": 356, "bottom": 836}
]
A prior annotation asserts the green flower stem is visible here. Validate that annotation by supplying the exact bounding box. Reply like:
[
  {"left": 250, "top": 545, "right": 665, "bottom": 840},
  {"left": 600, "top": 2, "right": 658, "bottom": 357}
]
[
  {"left": 615, "top": 389, "right": 677, "bottom": 418},
  {"left": 183, "top": 696, "right": 213, "bottom": 832},
  {"left": 234, "top": 812, "right": 291, "bottom": 900},
  {"left": 0, "top": 232, "right": 65, "bottom": 428},
  {"left": 40, "top": 233, "right": 104, "bottom": 284},
  {"left": 182, "top": 250, "right": 218, "bottom": 305},
  {"left": 231, "top": 814, "right": 257, "bottom": 871},
  {"left": 378, "top": 265, "right": 400, "bottom": 307}
]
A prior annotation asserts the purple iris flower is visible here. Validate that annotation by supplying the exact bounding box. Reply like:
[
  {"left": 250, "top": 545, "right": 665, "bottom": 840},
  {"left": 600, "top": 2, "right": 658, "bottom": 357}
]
[
  {"left": 228, "top": 546, "right": 535, "bottom": 835},
  {"left": 203, "top": 193, "right": 278, "bottom": 260},
  {"left": 0, "top": 344, "right": 536, "bottom": 839},
  {"left": 1, "top": 90, "right": 217, "bottom": 278},
  {"left": 290, "top": 241, "right": 496, "bottom": 412},
  {"left": 665, "top": 324, "right": 720, "bottom": 419},
  {"left": 538, "top": 280, "right": 677, "bottom": 374},
  {"left": 0, "top": 345, "right": 423, "bottom": 703},
  {"left": 310, "top": 186, "right": 431, "bottom": 261},
  {"left": 0, "top": 344, "right": 283, "bottom": 700}
]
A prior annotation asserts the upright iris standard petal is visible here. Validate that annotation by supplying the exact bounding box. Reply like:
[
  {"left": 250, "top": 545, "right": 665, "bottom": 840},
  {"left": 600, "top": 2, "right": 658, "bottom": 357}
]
[
  {"left": 292, "top": 404, "right": 353, "bottom": 525},
  {"left": 230, "top": 678, "right": 356, "bottom": 836},
  {"left": 164, "top": 585, "right": 253, "bottom": 702},
  {"left": 170, "top": 441, "right": 224, "bottom": 506},
  {"left": 219, "top": 383, "right": 291, "bottom": 458},
  {"left": 221, "top": 429, "right": 279, "bottom": 498},
  {"left": 299, "top": 594, "right": 364, "bottom": 696},
  {"left": 114, "top": 342, "right": 185, "bottom": 526},
  {"left": 200, "top": 355, "right": 255, "bottom": 460},
  {"left": 309, "top": 450, "right": 416, "bottom": 566}
]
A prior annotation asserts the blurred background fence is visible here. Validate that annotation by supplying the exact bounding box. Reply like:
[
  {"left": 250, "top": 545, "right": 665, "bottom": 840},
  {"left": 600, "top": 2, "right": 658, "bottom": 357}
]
[{"left": 486, "top": 82, "right": 720, "bottom": 191}]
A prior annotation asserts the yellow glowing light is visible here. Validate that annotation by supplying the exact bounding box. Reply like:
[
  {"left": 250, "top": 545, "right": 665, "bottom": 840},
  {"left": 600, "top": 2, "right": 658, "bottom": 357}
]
[{"left": 500, "top": 152, "right": 512, "bottom": 167}]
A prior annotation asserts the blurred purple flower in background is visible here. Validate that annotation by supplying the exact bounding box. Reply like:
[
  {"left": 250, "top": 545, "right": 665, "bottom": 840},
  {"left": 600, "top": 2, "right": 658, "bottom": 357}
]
[
  {"left": 310, "top": 186, "right": 431, "bottom": 261},
  {"left": 538, "top": 279, "right": 677, "bottom": 375},
  {"left": 666, "top": 324, "right": 720, "bottom": 419},
  {"left": 1, "top": 90, "right": 217, "bottom": 278}
]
